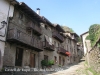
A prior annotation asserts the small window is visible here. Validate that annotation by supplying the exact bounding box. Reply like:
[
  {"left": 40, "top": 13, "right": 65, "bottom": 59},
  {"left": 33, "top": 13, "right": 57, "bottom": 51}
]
[
  {"left": 54, "top": 56, "right": 57, "bottom": 63},
  {"left": 45, "top": 25, "right": 48, "bottom": 29},
  {"left": 63, "top": 58, "right": 65, "bottom": 66},
  {"left": 44, "top": 55, "right": 48, "bottom": 62},
  {"left": 26, "top": 29, "right": 32, "bottom": 35},
  {"left": 19, "top": 13, "right": 23, "bottom": 19},
  {"left": 59, "top": 56, "right": 61, "bottom": 65},
  {"left": 58, "top": 43, "right": 59, "bottom": 47},
  {"left": 54, "top": 41, "right": 56, "bottom": 47},
  {"left": 17, "top": 31, "right": 20, "bottom": 38}
]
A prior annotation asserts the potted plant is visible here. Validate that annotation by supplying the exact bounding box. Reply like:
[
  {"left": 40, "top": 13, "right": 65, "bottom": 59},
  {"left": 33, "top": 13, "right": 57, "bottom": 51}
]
[
  {"left": 41, "top": 60, "right": 54, "bottom": 68},
  {"left": 48, "top": 60, "right": 54, "bottom": 65},
  {"left": 41, "top": 60, "right": 48, "bottom": 69}
]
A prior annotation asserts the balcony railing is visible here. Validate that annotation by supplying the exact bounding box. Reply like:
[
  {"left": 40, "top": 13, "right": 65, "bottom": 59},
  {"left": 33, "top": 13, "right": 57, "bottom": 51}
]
[
  {"left": 26, "top": 23, "right": 42, "bottom": 36},
  {"left": 7, "top": 28, "right": 43, "bottom": 52},
  {"left": 52, "top": 31, "right": 64, "bottom": 42},
  {"left": 57, "top": 47, "right": 68, "bottom": 56},
  {"left": 43, "top": 41, "right": 55, "bottom": 51},
  {"left": 72, "top": 37, "right": 78, "bottom": 42},
  {"left": 77, "top": 46, "right": 81, "bottom": 50}
]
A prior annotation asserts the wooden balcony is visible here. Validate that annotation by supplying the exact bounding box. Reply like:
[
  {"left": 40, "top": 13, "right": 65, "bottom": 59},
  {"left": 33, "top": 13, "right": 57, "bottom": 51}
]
[
  {"left": 72, "top": 38, "right": 78, "bottom": 42},
  {"left": 77, "top": 46, "right": 81, "bottom": 50},
  {"left": 52, "top": 31, "right": 64, "bottom": 42},
  {"left": 26, "top": 23, "right": 42, "bottom": 36},
  {"left": 43, "top": 41, "right": 55, "bottom": 51},
  {"left": 7, "top": 28, "right": 43, "bottom": 52},
  {"left": 57, "top": 47, "right": 67, "bottom": 56}
]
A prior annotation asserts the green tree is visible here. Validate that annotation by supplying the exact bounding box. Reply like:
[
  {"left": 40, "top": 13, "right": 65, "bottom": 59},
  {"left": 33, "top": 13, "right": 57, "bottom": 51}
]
[
  {"left": 61, "top": 25, "right": 74, "bottom": 33},
  {"left": 88, "top": 24, "right": 100, "bottom": 46}
]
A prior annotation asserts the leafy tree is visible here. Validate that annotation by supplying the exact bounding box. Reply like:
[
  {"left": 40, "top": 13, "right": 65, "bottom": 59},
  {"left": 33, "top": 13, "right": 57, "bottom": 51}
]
[
  {"left": 86, "top": 35, "right": 90, "bottom": 40},
  {"left": 88, "top": 24, "right": 100, "bottom": 46},
  {"left": 61, "top": 25, "right": 74, "bottom": 33}
]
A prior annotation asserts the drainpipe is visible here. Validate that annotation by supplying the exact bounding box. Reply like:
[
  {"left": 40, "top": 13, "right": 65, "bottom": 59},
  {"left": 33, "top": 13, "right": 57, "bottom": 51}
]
[{"left": 5, "top": 1, "right": 12, "bottom": 41}]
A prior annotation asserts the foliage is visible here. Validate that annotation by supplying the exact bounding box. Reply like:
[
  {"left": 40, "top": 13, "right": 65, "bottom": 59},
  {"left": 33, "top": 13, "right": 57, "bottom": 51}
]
[
  {"left": 88, "top": 24, "right": 100, "bottom": 47},
  {"left": 41, "top": 60, "right": 54, "bottom": 67},
  {"left": 78, "top": 37, "right": 82, "bottom": 42},
  {"left": 48, "top": 60, "right": 54, "bottom": 66},
  {"left": 86, "top": 35, "right": 90, "bottom": 40},
  {"left": 97, "top": 42, "right": 100, "bottom": 47},
  {"left": 41, "top": 60, "right": 48, "bottom": 66},
  {"left": 61, "top": 25, "right": 74, "bottom": 33},
  {"left": 87, "top": 67, "right": 99, "bottom": 75}
]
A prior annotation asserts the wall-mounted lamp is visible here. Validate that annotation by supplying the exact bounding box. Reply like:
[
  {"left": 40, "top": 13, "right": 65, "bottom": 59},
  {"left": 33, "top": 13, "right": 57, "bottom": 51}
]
[
  {"left": 25, "top": 50, "right": 28, "bottom": 52},
  {"left": 0, "top": 21, "right": 7, "bottom": 37},
  {"left": 1, "top": 21, "right": 7, "bottom": 29}
]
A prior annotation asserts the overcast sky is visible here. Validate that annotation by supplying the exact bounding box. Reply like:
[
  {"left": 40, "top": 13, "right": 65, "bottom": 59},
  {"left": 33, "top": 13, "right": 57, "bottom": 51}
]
[{"left": 17, "top": 0, "right": 100, "bottom": 35}]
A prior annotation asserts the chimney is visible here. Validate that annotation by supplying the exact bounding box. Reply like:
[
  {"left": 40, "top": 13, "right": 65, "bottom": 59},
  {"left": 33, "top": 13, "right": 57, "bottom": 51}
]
[{"left": 37, "top": 8, "right": 40, "bottom": 15}]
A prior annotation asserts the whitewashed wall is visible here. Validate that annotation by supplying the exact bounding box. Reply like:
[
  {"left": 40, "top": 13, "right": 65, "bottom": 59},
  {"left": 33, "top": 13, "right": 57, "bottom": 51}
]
[
  {"left": 0, "top": 0, "right": 14, "bottom": 70},
  {"left": 82, "top": 33, "right": 89, "bottom": 56}
]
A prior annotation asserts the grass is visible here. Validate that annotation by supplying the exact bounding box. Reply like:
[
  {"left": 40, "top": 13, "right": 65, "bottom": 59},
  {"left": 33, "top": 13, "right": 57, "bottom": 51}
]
[
  {"left": 83, "top": 61, "right": 99, "bottom": 75},
  {"left": 87, "top": 67, "right": 99, "bottom": 75}
]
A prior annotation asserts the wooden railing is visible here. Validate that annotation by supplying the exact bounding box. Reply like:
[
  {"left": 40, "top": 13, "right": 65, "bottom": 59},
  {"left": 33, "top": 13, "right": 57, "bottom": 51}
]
[
  {"left": 52, "top": 31, "right": 64, "bottom": 42},
  {"left": 43, "top": 41, "right": 55, "bottom": 51},
  {"left": 7, "top": 28, "right": 43, "bottom": 51},
  {"left": 26, "top": 23, "right": 42, "bottom": 35},
  {"left": 57, "top": 47, "right": 67, "bottom": 56}
]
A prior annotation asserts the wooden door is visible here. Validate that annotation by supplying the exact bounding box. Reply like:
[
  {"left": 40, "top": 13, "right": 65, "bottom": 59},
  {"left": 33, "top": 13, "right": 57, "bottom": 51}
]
[
  {"left": 30, "top": 53, "right": 35, "bottom": 67},
  {"left": 15, "top": 47, "right": 23, "bottom": 66},
  {"left": 59, "top": 56, "right": 61, "bottom": 65}
]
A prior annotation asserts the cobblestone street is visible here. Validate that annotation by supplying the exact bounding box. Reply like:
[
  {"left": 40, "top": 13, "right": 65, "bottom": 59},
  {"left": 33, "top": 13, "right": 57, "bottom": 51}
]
[{"left": 47, "top": 61, "right": 94, "bottom": 75}]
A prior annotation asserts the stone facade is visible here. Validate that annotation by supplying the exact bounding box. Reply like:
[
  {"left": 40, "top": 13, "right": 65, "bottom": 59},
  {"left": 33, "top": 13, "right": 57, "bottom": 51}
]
[
  {"left": 88, "top": 44, "right": 100, "bottom": 73},
  {"left": 0, "top": 1, "right": 82, "bottom": 73}
]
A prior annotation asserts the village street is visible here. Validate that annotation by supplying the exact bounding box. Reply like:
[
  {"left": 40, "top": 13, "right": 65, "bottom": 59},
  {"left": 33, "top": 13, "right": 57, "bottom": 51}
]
[{"left": 47, "top": 60, "right": 94, "bottom": 75}]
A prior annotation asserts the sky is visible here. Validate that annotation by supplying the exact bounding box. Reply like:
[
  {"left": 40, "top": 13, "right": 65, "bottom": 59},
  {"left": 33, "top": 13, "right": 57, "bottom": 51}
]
[{"left": 17, "top": 0, "right": 100, "bottom": 35}]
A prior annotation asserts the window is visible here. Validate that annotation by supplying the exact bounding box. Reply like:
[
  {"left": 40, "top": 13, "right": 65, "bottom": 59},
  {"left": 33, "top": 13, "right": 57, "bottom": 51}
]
[
  {"left": 17, "top": 31, "right": 20, "bottom": 38},
  {"left": 63, "top": 58, "right": 65, "bottom": 66},
  {"left": 44, "top": 55, "right": 48, "bottom": 62},
  {"left": 54, "top": 41, "right": 56, "bottom": 47},
  {"left": 19, "top": 12, "right": 23, "bottom": 19},
  {"left": 54, "top": 56, "right": 57, "bottom": 64},
  {"left": 58, "top": 43, "right": 59, "bottom": 47},
  {"left": 26, "top": 29, "right": 32, "bottom": 35},
  {"left": 45, "top": 25, "right": 48, "bottom": 29},
  {"left": 59, "top": 56, "right": 61, "bottom": 65}
]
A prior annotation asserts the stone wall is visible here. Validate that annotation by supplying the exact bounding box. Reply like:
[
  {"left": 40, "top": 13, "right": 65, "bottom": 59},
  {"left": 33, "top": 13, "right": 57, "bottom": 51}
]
[{"left": 88, "top": 45, "right": 100, "bottom": 73}]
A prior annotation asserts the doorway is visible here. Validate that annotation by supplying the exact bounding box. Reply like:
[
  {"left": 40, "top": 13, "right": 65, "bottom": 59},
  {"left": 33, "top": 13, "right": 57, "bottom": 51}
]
[
  {"left": 15, "top": 47, "right": 23, "bottom": 66},
  {"left": 30, "top": 53, "right": 35, "bottom": 67}
]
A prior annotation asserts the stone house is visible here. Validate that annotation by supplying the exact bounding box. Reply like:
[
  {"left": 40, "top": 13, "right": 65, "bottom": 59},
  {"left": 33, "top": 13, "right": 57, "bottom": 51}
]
[
  {"left": 3, "top": 2, "right": 45, "bottom": 68},
  {"left": 77, "top": 43, "right": 84, "bottom": 62},
  {"left": 63, "top": 32, "right": 80, "bottom": 63},
  {"left": 1, "top": 1, "right": 81, "bottom": 71}
]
